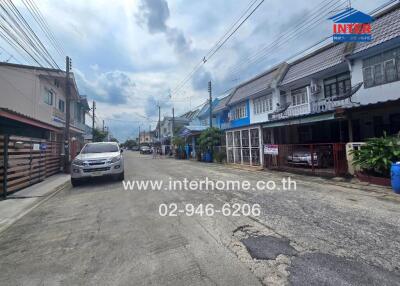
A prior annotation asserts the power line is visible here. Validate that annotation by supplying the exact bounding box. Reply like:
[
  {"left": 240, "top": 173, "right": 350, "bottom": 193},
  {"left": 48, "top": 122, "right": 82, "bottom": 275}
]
[
  {"left": 0, "top": 0, "right": 61, "bottom": 68},
  {"left": 170, "top": 0, "right": 265, "bottom": 98},
  {"left": 227, "top": 0, "right": 346, "bottom": 78},
  {"left": 21, "top": 0, "right": 65, "bottom": 58}
]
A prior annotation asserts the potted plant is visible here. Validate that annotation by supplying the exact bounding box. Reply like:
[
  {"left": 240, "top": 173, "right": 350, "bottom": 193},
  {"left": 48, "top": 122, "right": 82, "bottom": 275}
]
[
  {"left": 198, "top": 127, "right": 222, "bottom": 162},
  {"left": 351, "top": 134, "right": 400, "bottom": 186}
]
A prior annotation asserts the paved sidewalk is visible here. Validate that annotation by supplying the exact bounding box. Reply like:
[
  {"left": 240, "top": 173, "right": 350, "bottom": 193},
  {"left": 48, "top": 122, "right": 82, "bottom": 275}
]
[{"left": 0, "top": 174, "right": 70, "bottom": 234}]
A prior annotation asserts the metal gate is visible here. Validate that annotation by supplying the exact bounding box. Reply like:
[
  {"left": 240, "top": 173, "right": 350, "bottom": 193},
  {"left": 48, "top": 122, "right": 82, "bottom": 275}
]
[
  {"left": 264, "top": 143, "right": 348, "bottom": 177},
  {"left": 0, "top": 135, "right": 62, "bottom": 197}
]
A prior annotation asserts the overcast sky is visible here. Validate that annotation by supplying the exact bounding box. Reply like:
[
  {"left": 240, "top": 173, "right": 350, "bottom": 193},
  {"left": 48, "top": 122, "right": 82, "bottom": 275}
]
[{"left": 3, "top": 0, "right": 388, "bottom": 141}]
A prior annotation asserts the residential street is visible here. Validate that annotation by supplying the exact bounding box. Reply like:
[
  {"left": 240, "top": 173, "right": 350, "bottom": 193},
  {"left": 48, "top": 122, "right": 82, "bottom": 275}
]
[{"left": 0, "top": 152, "right": 399, "bottom": 286}]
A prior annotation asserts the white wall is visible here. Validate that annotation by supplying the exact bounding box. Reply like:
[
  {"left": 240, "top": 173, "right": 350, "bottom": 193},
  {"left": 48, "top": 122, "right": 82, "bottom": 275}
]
[
  {"left": 351, "top": 59, "right": 400, "bottom": 105},
  {"left": 0, "top": 66, "right": 66, "bottom": 128},
  {"left": 249, "top": 90, "right": 279, "bottom": 124}
]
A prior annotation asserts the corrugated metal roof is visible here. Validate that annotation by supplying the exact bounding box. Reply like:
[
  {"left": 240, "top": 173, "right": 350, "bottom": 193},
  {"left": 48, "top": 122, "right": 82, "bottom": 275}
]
[
  {"left": 280, "top": 43, "right": 346, "bottom": 86},
  {"left": 354, "top": 5, "right": 400, "bottom": 54},
  {"left": 228, "top": 63, "right": 288, "bottom": 105}
]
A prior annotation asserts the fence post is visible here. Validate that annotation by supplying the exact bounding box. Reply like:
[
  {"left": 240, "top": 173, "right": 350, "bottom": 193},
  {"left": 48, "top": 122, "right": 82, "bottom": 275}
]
[
  {"left": 3, "top": 134, "right": 9, "bottom": 198},
  {"left": 311, "top": 144, "right": 315, "bottom": 174}
]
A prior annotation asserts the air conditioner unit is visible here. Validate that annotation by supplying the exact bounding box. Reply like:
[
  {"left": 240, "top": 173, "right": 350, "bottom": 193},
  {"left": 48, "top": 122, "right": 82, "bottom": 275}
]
[{"left": 310, "top": 84, "right": 321, "bottom": 94}]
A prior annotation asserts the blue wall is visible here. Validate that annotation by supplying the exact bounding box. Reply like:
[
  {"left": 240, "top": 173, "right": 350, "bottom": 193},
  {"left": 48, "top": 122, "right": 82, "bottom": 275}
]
[{"left": 230, "top": 100, "right": 250, "bottom": 128}]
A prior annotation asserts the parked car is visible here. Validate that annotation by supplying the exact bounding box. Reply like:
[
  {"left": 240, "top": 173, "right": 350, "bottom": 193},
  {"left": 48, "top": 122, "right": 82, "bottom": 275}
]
[
  {"left": 70, "top": 142, "right": 124, "bottom": 186},
  {"left": 140, "top": 146, "right": 152, "bottom": 154},
  {"left": 287, "top": 146, "right": 332, "bottom": 168},
  {"left": 130, "top": 146, "right": 140, "bottom": 151}
]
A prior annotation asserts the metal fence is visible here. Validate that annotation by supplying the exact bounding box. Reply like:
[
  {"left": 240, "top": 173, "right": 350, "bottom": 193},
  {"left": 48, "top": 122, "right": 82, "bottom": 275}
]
[
  {"left": 264, "top": 143, "right": 348, "bottom": 177},
  {"left": 0, "top": 135, "right": 62, "bottom": 197}
]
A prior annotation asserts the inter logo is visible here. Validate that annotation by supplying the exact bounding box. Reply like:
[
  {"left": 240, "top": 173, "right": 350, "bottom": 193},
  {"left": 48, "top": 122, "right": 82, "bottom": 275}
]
[{"left": 329, "top": 8, "right": 373, "bottom": 42}]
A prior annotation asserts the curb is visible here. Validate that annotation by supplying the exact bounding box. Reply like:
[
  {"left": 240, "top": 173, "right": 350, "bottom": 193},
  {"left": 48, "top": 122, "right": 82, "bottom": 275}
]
[{"left": 0, "top": 181, "right": 70, "bottom": 236}]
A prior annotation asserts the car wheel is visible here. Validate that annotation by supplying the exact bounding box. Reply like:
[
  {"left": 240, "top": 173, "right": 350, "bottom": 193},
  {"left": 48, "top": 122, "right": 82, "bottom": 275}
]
[
  {"left": 71, "top": 178, "right": 81, "bottom": 187},
  {"left": 116, "top": 172, "right": 124, "bottom": 181}
]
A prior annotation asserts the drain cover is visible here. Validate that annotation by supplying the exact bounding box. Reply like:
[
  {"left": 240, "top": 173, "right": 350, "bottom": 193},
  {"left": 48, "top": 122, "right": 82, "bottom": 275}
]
[{"left": 241, "top": 235, "right": 297, "bottom": 260}]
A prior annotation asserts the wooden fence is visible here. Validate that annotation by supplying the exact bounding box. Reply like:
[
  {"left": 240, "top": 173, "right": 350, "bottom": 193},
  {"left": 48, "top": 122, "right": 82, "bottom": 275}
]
[{"left": 0, "top": 135, "right": 62, "bottom": 196}]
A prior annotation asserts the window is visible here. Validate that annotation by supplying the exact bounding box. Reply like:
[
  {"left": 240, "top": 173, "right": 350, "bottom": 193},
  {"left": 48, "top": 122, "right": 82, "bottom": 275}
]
[
  {"left": 291, "top": 87, "right": 308, "bottom": 106},
  {"left": 253, "top": 94, "right": 273, "bottom": 115},
  {"left": 323, "top": 73, "right": 351, "bottom": 98},
  {"left": 362, "top": 46, "right": 400, "bottom": 88},
  {"left": 231, "top": 103, "right": 247, "bottom": 120},
  {"left": 385, "top": 59, "right": 397, "bottom": 82},
  {"left": 58, "top": 99, "right": 65, "bottom": 112},
  {"left": 44, "top": 89, "right": 53, "bottom": 105}
]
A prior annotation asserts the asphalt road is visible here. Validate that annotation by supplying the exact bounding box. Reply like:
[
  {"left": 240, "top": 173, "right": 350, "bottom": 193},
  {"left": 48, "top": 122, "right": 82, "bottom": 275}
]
[{"left": 0, "top": 152, "right": 399, "bottom": 286}]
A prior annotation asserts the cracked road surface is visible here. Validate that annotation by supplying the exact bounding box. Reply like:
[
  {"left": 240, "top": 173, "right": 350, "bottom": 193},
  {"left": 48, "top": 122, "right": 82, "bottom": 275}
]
[{"left": 0, "top": 152, "right": 399, "bottom": 285}]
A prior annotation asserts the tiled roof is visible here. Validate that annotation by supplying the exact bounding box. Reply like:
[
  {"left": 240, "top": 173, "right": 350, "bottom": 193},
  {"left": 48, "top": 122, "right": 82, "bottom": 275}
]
[
  {"left": 228, "top": 63, "right": 288, "bottom": 105},
  {"left": 353, "top": 5, "right": 400, "bottom": 54},
  {"left": 280, "top": 43, "right": 346, "bottom": 86}
]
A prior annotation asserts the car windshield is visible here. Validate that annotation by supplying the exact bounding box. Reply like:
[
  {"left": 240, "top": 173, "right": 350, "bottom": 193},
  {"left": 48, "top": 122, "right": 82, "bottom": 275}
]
[{"left": 81, "top": 143, "right": 119, "bottom": 154}]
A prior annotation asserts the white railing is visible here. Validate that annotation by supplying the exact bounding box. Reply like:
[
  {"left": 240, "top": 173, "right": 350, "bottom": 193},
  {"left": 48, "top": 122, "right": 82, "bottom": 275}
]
[
  {"left": 310, "top": 97, "right": 355, "bottom": 114},
  {"left": 271, "top": 102, "right": 311, "bottom": 120}
]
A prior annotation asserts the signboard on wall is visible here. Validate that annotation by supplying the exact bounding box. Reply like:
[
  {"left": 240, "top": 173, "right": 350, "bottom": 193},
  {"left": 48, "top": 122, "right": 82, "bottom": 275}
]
[{"left": 264, "top": 144, "right": 278, "bottom": 155}]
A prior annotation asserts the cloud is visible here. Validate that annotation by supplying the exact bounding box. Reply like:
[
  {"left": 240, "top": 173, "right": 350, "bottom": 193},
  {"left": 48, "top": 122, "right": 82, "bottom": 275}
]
[
  {"left": 136, "top": 0, "right": 193, "bottom": 57},
  {"left": 136, "top": 0, "right": 169, "bottom": 33},
  {"left": 191, "top": 66, "right": 212, "bottom": 91},
  {"left": 75, "top": 70, "right": 135, "bottom": 105}
]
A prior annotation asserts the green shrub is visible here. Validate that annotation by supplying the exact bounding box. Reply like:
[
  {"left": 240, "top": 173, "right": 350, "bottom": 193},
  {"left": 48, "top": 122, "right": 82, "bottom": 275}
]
[
  {"left": 351, "top": 134, "right": 400, "bottom": 177},
  {"left": 214, "top": 150, "right": 226, "bottom": 164}
]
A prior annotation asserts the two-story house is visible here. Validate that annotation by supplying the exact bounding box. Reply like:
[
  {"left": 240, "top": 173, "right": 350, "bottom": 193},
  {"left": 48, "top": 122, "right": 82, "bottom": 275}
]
[
  {"left": 216, "top": 63, "right": 288, "bottom": 167},
  {"left": 0, "top": 62, "right": 89, "bottom": 155}
]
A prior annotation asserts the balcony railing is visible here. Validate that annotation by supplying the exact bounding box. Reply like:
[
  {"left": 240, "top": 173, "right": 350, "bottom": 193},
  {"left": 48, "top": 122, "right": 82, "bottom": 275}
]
[
  {"left": 52, "top": 108, "right": 65, "bottom": 121},
  {"left": 310, "top": 97, "right": 355, "bottom": 114},
  {"left": 270, "top": 102, "right": 310, "bottom": 120}
]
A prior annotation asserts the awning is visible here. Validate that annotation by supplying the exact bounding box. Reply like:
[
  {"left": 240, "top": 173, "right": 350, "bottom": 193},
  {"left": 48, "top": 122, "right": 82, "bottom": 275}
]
[
  {"left": 262, "top": 112, "right": 335, "bottom": 128},
  {"left": 179, "top": 125, "right": 207, "bottom": 137}
]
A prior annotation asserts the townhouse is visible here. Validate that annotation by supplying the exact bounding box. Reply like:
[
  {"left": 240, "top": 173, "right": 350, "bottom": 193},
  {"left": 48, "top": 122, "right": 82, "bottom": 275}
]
[
  {"left": 0, "top": 62, "right": 89, "bottom": 154},
  {"left": 213, "top": 3, "right": 400, "bottom": 176},
  {"left": 213, "top": 63, "right": 288, "bottom": 168}
]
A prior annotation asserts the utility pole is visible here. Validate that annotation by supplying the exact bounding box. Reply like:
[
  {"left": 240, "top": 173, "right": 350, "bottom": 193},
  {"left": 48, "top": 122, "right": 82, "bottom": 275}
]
[
  {"left": 92, "top": 100, "right": 96, "bottom": 141},
  {"left": 208, "top": 81, "right": 213, "bottom": 128},
  {"left": 172, "top": 107, "right": 175, "bottom": 138},
  {"left": 138, "top": 126, "right": 141, "bottom": 146},
  {"left": 64, "top": 56, "right": 71, "bottom": 173},
  {"left": 158, "top": 105, "right": 161, "bottom": 142},
  {"left": 102, "top": 120, "right": 105, "bottom": 132}
]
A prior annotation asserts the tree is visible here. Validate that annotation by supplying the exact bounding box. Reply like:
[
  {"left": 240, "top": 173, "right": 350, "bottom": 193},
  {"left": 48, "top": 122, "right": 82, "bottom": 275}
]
[
  {"left": 92, "top": 128, "right": 108, "bottom": 142},
  {"left": 122, "top": 139, "right": 138, "bottom": 149},
  {"left": 198, "top": 127, "right": 222, "bottom": 152}
]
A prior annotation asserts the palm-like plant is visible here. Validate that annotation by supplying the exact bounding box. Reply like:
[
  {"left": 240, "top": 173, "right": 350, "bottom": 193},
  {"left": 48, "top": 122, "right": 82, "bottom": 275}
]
[{"left": 351, "top": 133, "right": 400, "bottom": 177}]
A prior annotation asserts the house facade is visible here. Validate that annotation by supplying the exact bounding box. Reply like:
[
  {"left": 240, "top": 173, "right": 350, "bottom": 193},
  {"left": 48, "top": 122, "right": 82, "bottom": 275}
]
[
  {"left": 211, "top": 3, "right": 400, "bottom": 175},
  {"left": 0, "top": 62, "right": 89, "bottom": 158}
]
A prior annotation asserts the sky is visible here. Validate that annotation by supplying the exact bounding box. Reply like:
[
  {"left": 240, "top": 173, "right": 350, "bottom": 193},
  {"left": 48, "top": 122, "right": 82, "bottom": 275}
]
[{"left": 1, "top": 0, "right": 388, "bottom": 141}]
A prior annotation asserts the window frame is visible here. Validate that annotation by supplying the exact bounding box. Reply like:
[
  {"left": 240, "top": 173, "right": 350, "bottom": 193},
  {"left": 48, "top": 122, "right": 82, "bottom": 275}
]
[
  {"left": 58, "top": 99, "right": 65, "bottom": 112},
  {"left": 291, "top": 87, "right": 308, "bottom": 106},
  {"left": 43, "top": 89, "right": 54, "bottom": 106}
]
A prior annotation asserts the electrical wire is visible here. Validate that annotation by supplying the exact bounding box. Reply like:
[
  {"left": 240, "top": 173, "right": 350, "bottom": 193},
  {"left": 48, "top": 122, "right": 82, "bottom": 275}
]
[{"left": 170, "top": 0, "right": 265, "bottom": 98}]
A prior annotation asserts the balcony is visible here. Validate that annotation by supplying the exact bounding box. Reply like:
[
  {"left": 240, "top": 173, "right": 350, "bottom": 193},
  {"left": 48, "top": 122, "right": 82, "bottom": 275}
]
[
  {"left": 52, "top": 107, "right": 65, "bottom": 121},
  {"left": 310, "top": 97, "right": 355, "bottom": 113},
  {"left": 269, "top": 102, "right": 311, "bottom": 121}
]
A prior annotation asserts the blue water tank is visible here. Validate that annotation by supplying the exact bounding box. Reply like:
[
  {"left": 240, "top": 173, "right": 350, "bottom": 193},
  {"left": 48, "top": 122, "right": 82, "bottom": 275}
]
[{"left": 391, "top": 162, "right": 400, "bottom": 194}]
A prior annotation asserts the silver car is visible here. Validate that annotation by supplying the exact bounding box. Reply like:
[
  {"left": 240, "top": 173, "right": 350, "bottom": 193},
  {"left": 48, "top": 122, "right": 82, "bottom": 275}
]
[{"left": 71, "top": 142, "right": 124, "bottom": 186}]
